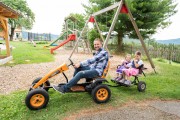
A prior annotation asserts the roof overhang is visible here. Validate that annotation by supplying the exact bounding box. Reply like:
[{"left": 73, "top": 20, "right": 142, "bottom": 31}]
[{"left": 0, "top": 2, "right": 20, "bottom": 18}]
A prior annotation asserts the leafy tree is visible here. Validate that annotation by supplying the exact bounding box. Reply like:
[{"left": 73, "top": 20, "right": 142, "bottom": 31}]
[
  {"left": 83, "top": 0, "right": 177, "bottom": 51},
  {"left": 60, "top": 13, "right": 86, "bottom": 39},
  {"left": 88, "top": 29, "right": 100, "bottom": 49},
  {"left": 61, "top": 13, "right": 85, "bottom": 32},
  {"left": 1, "top": 0, "right": 35, "bottom": 40}
]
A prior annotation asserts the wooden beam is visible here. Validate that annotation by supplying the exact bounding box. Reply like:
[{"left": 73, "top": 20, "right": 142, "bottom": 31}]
[
  {"left": 69, "top": 17, "right": 90, "bottom": 59},
  {"left": 92, "top": 2, "right": 120, "bottom": 16},
  {"left": 103, "top": 1, "right": 123, "bottom": 49},
  {"left": 0, "top": 7, "right": 5, "bottom": 12},
  {"left": 94, "top": 18, "right": 111, "bottom": 54},
  {"left": 0, "top": 14, "right": 7, "bottom": 19},
  {"left": 0, "top": 12, "right": 13, "bottom": 17},
  {"left": 9, "top": 15, "right": 17, "bottom": 18},
  {"left": 4, "top": 19, "right": 11, "bottom": 56},
  {"left": 94, "top": 19, "right": 104, "bottom": 41},
  {"left": 0, "top": 2, "right": 20, "bottom": 18},
  {"left": 0, "top": 17, "right": 7, "bottom": 31}
]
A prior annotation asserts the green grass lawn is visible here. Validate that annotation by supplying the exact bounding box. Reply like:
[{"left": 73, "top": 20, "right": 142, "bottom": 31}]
[
  {"left": 1, "top": 41, "right": 54, "bottom": 65},
  {"left": 0, "top": 60, "right": 180, "bottom": 120}
]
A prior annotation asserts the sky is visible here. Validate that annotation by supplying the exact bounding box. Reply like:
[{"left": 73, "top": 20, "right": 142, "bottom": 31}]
[{"left": 26, "top": 0, "right": 180, "bottom": 40}]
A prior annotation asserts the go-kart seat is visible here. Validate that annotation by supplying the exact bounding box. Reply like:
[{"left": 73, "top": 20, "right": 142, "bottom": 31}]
[
  {"left": 101, "top": 61, "right": 110, "bottom": 78},
  {"left": 86, "top": 61, "right": 110, "bottom": 82},
  {"left": 115, "top": 64, "right": 147, "bottom": 77}
]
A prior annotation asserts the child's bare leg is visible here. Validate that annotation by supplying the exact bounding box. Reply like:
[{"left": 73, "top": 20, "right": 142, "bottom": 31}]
[
  {"left": 116, "top": 73, "right": 119, "bottom": 77},
  {"left": 119, "top": 74, "right": 122, "bottom": 78},
  {"left": 122, "top": 71, "right": 125, "bottom": 79}
]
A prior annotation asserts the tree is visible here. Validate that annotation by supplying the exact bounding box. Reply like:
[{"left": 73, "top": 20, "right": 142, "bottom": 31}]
[
  {"left": 1, "top": 0, "right": 35, "bottom": 40},
  {"left": 83, "top": 0, "right": 177, "bottom": 51},
  {"left": 61, "top": 13, "right": 85, "bottom": 32}
]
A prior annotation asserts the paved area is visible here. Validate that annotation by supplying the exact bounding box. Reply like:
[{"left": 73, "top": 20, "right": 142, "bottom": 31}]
[
  {"left": 150, "top": 101, "right": 180, "bottom": 117},
  {"left": 75, "top": 101, "right": 180, "bottom": 120}
]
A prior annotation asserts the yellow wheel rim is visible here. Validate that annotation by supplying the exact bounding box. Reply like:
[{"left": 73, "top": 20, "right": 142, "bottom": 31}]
[
  {"left": 96, "top": 88, "right": 108, "bottom": 101},
  {"left": 30, "top": 94, "right": 45, "bottom": 108}
]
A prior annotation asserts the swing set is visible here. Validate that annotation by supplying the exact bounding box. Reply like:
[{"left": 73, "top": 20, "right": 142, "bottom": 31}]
[{"left": 69, "top": 0, "right": 155, "bottom": 71}]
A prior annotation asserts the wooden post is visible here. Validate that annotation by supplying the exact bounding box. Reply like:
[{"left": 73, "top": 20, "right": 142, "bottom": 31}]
[
  {"left": 94, "top": 18, "right": 111, "bottom": 55},
  {"left": 124, "top": 1, "right": 156, "bottom": 71},
  {"left": 69, "top": 17, "right": 90, "bottom": 59},
  {"left": 0, "top": 17, "right": 10, "bottom": 56},
  {"left": 103, "top": 0, "right": 123, "bottom": 49}
]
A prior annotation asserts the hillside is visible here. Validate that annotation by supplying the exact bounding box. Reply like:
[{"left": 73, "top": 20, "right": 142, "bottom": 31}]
[{"left": 156, "top": 38, "right": 180, "bottom": 45}]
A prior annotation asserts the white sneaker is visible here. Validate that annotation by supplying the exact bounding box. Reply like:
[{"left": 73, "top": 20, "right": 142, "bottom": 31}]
[
  {"left": 124, "top": 80, "right": 131, "bottom": 85},
  {"left": 119, "top": 79, "right": 125, "bottom": 83}
]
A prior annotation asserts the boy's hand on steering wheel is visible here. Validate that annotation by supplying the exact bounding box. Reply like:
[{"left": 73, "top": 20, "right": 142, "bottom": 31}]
[{"left": 73, "top": 63, "right": 80, "bottom": 68}]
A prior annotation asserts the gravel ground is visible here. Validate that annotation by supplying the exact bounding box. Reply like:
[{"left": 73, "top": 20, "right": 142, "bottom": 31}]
[
  {"left": 0, "top": 48, "right": 152, "bottom": 94},
  {"left": 73, "top": 101, "right": 180, "bottom": 120}
]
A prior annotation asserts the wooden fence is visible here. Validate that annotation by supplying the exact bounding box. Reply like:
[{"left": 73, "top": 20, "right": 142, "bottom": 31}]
[{"left": 125, "top": 45, "right": 180, "bottom": 63}]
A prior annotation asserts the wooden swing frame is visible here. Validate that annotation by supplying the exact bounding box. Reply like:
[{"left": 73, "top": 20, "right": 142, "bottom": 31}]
[{"left": 69, "top": 0, "right": 155, "bottom": 71}]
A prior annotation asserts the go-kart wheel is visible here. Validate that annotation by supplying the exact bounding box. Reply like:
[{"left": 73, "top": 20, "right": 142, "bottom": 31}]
[
  {"left": 91, "top": 84, "right": 111, "bottom": 103},
  {"left": 25, "top": 89, "right": 49, "bottom": 110},
  {"left": 137, "top": 81, "right": 146, "bottom": 92},
  {"left": 31, "top": 77, "right": 50, "bottom": 91}
]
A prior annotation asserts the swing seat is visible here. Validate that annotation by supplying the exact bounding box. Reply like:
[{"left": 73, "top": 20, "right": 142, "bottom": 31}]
[{"left": 132, "top": 64, "right": 147, "bottom": 77}]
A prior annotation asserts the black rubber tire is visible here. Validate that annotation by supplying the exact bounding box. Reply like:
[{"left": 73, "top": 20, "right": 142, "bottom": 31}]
[
  {"left": 32, "top": 77, "right": 50, "bottom": 91},
  {"left": 25, "top": 89, "right": 49, "bottom": 110},
  {"left": 91, "top": 84, "right": 111, "bottom": 104},
  {"left": 137, "top": 81, "right": 146, "bottom": 92}
]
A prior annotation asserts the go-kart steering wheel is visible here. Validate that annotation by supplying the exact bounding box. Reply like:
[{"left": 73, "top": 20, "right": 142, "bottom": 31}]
[{"left": 68, "top": 58, "right": 74, "bottom": 67}]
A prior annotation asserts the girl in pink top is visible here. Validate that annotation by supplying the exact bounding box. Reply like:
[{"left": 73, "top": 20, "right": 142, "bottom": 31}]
[{"left": 114, "top": 54, "right": 131, "bottom": 81}]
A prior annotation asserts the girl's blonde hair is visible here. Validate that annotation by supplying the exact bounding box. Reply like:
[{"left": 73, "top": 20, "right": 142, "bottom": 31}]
[{"left": 125, "top": 54, "right": 131, "bottom": 58}]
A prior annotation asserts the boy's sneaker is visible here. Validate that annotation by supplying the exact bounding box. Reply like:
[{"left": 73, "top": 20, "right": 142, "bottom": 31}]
[
  {"left": 119, "top": 78, "right": 125, "bottom": 83},
  {"left": 111, "top": 77, "right": 118, "bottom": 81},
  {"left": 116, "top": 76, "right": 123, "bottom": 81},
  {"left": 53, "top": 85, "right": 65, "bottom": 94}
]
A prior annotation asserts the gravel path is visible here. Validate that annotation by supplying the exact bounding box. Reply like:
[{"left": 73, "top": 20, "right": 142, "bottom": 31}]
[{"left": 73, "top": 101, "right": 180, "bottom": 120}]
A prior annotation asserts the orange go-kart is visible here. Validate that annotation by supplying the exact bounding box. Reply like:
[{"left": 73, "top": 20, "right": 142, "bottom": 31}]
[{"left": 25, "top": 59, "right": 111, "bottom": 110}]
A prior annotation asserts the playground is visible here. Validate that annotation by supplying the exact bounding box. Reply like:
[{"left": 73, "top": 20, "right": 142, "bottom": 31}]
[{"left": 0, "top": 0, "right": 180, "bottom": 119}]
